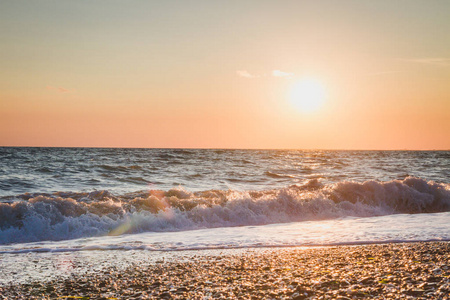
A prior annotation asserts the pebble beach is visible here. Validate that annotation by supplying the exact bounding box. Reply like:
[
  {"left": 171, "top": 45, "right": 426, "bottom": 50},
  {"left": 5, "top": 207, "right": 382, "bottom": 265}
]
[{"left": 1, "top": 241, "right": 449, "bottom": 299}]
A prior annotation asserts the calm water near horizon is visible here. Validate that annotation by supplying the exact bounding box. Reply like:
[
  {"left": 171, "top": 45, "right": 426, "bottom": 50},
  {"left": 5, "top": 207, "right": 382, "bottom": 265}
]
[{"left": 1, "top": 147, "right": 449, "bottom": 283}]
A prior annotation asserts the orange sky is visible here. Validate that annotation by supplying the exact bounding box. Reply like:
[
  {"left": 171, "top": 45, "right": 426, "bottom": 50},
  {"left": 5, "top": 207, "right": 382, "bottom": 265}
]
[{"left": 1, "top": 1, "right": 449, "bottom": 149}]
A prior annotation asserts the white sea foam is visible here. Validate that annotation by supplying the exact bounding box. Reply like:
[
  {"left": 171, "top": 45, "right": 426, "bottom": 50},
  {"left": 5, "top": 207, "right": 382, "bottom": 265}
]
[
  {"left": 0, "top": 177, "right": 449, "bottom": 245},
  {"left": 1, "top": 211, "right": 449, "bottom": 254}
]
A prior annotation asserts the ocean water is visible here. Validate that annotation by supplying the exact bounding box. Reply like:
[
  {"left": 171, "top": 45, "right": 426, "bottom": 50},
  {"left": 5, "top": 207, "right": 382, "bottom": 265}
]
[
  {"left": 0, "top": 148, "right": 449, "bottom": 282},
  {"left": 1, "top": 147, "right": 449, "bottom": 247}
]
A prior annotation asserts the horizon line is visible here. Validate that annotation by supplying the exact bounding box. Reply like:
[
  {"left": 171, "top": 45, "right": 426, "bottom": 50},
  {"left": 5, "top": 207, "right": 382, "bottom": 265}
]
[{"left": 0, "top": 145, "right": 448, "bottom": 151}]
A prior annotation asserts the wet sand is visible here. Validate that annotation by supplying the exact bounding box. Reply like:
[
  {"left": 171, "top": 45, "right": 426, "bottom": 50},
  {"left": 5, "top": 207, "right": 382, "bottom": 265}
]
[{"left": 1, "top": 241, "right": 449, "bottom": 299}]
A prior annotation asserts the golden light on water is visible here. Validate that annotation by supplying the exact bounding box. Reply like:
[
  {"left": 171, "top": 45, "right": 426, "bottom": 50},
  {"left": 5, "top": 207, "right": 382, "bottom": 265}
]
[
  {"left": 108, "top": 189, "right": 174, "bottom": 236},
  {"left": 289, "top": 79, "right": 326, "bottom": 113}
]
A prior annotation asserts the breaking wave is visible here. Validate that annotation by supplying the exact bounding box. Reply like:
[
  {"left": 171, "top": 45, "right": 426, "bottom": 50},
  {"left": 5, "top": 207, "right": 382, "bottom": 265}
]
[{"left": 0, "top": 177, "right": 449, "bottom": 244}]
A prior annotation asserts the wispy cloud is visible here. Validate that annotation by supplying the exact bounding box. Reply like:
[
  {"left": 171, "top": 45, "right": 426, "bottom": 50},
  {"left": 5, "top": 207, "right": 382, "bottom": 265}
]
[
  {"left": 46, "top": 86, "right": 75, "bottom": 93},
  {"left": 236, "top": 70, "right": 258, "bottom": 78},
  {"left": 272, "top": 70, "right": 294, "bottom": 78},
  {"left": 404, "top": 58, "right": 450, "bottom": 67},
  {"left": 366, "top": 71, "right": 402, "bottom": 76},
  {"left": 237, "top": 69, "right": 294, "bottom": 79}
]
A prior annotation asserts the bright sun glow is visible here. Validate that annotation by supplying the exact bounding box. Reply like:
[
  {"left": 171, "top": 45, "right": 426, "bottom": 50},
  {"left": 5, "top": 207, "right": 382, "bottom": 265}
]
[{"left": 289, "top": 79, "right": 326, "bottom": 113}]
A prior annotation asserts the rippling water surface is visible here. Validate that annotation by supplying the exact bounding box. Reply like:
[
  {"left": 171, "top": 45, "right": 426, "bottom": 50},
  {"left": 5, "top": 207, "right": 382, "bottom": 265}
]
[
  {"left": 0, "top": 147, "right": 449, "bottom": 250},
  {"left": 1, "top": 148, "right": 449, "bottom": 195}
]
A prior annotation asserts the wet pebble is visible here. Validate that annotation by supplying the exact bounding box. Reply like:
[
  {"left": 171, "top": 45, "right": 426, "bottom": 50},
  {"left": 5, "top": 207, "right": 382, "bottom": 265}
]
[{"left": 1, "top": 241, "right": 448, "bottom": 299}]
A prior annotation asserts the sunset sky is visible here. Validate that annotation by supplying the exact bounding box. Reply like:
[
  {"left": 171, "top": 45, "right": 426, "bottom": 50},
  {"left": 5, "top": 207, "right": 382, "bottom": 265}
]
[{"left": 1, "top": 0, "right": 449, "bottom": 149}]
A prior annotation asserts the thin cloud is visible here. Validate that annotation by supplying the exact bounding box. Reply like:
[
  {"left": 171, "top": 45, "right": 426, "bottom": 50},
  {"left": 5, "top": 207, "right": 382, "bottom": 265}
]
[
  {"left": 366, "top": 71, "right": 402, "bottom": 76},
  {"left": 237, "top": 69, "right": 294, "bottom": 79},
  {"left": 46, "top": 86, "right": 74, "bottom": 93},
  {"left": 272, "top": 70, "right": 294, "bottom": 78},
  {"left": 236, "top": 70, "right": 258, "bottom": 78},
  {"left": 404, "top": 58, "right": 450, "bottom": 67},
  {"left": 58, "top": 87, "right": 70, "bottom": 93}
]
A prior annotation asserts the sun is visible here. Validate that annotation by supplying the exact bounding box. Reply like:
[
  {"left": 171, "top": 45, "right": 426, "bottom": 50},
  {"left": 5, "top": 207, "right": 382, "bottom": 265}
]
[{"left": 289, "top": 78, "right": 326, "bottom": 113}]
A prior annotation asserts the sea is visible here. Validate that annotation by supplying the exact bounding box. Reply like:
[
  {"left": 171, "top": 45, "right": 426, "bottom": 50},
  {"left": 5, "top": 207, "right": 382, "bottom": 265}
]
[{"left": 0, "top": 147, "right": 449, "bottom": 284}]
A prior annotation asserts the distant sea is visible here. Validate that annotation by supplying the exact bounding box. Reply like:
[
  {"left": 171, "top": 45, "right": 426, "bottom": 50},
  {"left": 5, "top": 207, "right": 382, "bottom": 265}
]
[{"left": 0, "top": 148, "right": 449, "bottom": 282}]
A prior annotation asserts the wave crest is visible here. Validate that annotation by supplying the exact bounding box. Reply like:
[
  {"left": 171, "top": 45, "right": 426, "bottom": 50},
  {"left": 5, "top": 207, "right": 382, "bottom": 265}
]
[{"left": 0, "top": 177, "right": 448, "bottom": 244}]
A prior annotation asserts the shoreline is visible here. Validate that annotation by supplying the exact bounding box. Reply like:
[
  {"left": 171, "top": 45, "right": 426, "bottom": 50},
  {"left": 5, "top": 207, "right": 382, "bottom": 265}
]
[{"left": 1, "top": 241, "right": 448, "bottom": 299}]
